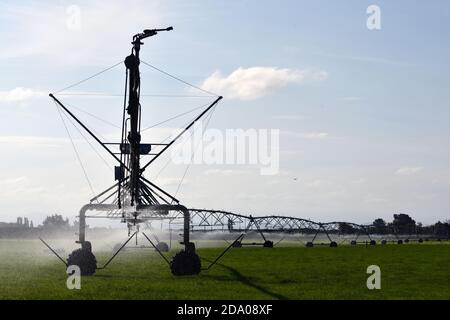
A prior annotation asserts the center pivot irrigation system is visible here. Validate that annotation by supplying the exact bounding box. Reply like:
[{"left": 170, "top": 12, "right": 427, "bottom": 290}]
[
  {"left": 43, "top": 28, "right": 428, "bottom": 277},
  {"left": 47, "top": 27, "right": 228, "bottom": 276}
]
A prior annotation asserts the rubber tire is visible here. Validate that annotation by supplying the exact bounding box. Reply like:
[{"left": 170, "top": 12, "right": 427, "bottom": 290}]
[
  {"left": 404, "top": 239, "right": 410, "bottom": 243},
  {"left": 381, "top": 240, "right": 387, "bottom": 245},
  {"left": 398, "top": 240, "right": 403, "bottom": 245},
  {"left": 156, "top": 242, "right": 169, "bottom": 252},
  {"left": 170, "top": 250, "right": 201, "bottom": 276},
  {"left": 370, "top": 240, "right": 377, "bottom": 246},
  {"left": 263, "top": 240, "right": 274, "bottom": 248},
  {"left": 418, "top": 238, "right": 424, "bottom": 243},
  {"left": 67, "top": 248, "right": 97, "bottom": 276},
  {"left": 306, "top": 242, "right": 314, "bottom": 248},
  {"left": 330, "top": 241, "right": 338, "bottom": 248},
  {"left": 351, "top": 240, "right": 357, "bottom": 246},
  {"left": 232, "top": 241, "right": 242, "bottom": 248}
]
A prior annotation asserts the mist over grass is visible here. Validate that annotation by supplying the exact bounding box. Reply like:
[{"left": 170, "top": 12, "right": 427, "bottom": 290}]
[{"left": 0, "top": 239, "right": 449, "bottom": 300}]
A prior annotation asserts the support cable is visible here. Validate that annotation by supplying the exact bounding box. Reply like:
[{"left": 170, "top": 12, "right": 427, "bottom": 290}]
[
  {"left": 98, "top": 232, "right": 138, "bottom": 270},
  {"left": 58, "top": 101, "right": 111, "bottom": 143},
  {"left": 61, "top": 110, "right": 114, "bottom": 172},
  {"left": 142, "top": 232, "right": 171, "bottom": 267},
  {"left": 141, "top": 60, "right": 219, "bottom": 97},
  {"left": 141, "top": 101, "right": 213, "bottom": 132},
  {"left": 172, "top": 105, "right": 217, "bottom": 201},
  {"left": 56, "top": 93, "right": 212, "bottom": 98},
  {"left": 202, "top": 234, "right": 245, "bottom": 271},
  {"left": 64, "top": 102, "right": 121, "bottom": 129},
  {"left": 54, "top": 61, "right": 123, "bottom": 94},
  {"left": 54, "top": 101, "right": 98, "bottom": 201},
  {"left": 148, "top": 105, "right": 216, "bottom": 181},
  {"left": 39, "top": 238, "right": 68, "bottom": 267}
]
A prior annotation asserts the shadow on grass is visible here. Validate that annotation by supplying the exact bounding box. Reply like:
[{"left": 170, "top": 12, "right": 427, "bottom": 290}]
[{"left": 202, "top": 258, "right": 289, "bottom": 300}]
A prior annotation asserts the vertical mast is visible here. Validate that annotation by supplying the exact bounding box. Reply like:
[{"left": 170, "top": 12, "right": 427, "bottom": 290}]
[
  {"left": 125, "top": 35, "right": 142, "bottom": 206},
  {"left": 123, "top": 28, "right": 173, "bottom": 206}
]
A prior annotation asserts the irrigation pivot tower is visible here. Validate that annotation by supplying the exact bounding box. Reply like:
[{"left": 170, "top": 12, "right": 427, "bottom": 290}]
[
  {"left": 49, "top": 28, "right": 222, "bottom": 276},
  {"left": 46, "top": 28, "right": 424, "bottom": 279}
]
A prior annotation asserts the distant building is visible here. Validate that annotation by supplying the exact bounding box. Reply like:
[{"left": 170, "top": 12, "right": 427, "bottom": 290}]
[{"left": 0, "top": 217, "right": 32, "bottom": 229}]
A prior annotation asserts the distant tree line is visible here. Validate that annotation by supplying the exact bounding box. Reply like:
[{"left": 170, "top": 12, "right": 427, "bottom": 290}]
[
  {"left": 338, "top": 214, "right": 450, "bottom": 238},
  {"left": 0, "top": 214, "right": 108, "bottom": 239},
  {"left": 0, "top": 214, "right": 77, "bottom": 239},
  {"left": 42, "top": 214, "right": 71, "bottom": 230},
  {"left": 1, "top": 213, "right": 449, "bottom": 238}
]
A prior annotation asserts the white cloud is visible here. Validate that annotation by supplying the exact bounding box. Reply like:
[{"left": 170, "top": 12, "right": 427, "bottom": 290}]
[
  {"left": 0, "top": 176, "right": 28, "bottom": 187},
  {"left": 200, "top": 67, "right": 328, "bottom": 100},
  {"left": 0, "top": 1, "right": 167, "bottom": 64},
  {"left": 204, "top": 169, "right": 246, "bottom": 176},
  {"left": 396, "top": 167, "right": 424, "bottom": 176},
  {"left": 306, "top": 179, "right": 330, "bottom": 189},
  {"left": 303, "top": 132, "right": 329, "bottom": 139},
  {"left": 282, "top": 131, "right": 329, "bottom": 139},
  {"left": 0, "top": 135, "right": 69, "bottom": 147},
  {"left": 363, "top": 193, "right": 388, "bottom": 204},
  {"left": 0, "top": 176, "right": 44, "bottom": 198},
  {"left": 274, "top": 114, "right": 310, "bottom": 121},
  {"left": 340, "top": 96, "right": 363, "bottom": 102},
  {"left": 0, "top": 88, "right": 44, "bottom": 102},
  {"left": 155, "top": 177, "right": 188, "bottom": 186},
  {"left": 351, "top": 178, "right": 366, "bottom": 185}
]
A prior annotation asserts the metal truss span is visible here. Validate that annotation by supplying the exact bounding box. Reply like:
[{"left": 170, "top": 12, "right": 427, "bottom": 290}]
[
  {"left": 161, "top": 208, "right": 373, "bottom": 235},
  {"left": 85, "top": 207, "right": 445, "bottom": 246},
  {"left": 86, "top": 207, "right": 374, "bottom": 239},
  {"left": 147, "top": 208, "right": 379, "bottom": 247}
]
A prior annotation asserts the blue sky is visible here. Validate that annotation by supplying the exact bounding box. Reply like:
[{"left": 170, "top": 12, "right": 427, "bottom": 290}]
[{"left": 0, "top": 0, "right": 449, "bottom": 226}]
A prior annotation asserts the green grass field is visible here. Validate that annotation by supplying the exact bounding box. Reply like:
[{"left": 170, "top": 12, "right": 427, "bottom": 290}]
[{"left": 0, "top": 240, "right": 449, "bottom": 300}]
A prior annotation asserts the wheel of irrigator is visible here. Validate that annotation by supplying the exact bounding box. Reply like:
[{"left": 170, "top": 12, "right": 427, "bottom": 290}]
[
  {"left": 351, "top": 240, "right": 357, "bottom": 246},
  {"left": 404, "top": 239, "right": 410, "bottom": 243},
  {"left": 370, "top": 240, "right": 376, "bottom": 246},
  {"left": 263, "top": 240, "right": 274, "bottom": 248},
  {"left": 306, "top": 242, "right": 314, "bottom": 248},
  {"left": 67, "top": 243, "right": 97, "bottom": 276},
  {"left": 170, "top": 250, "right": 201, "bottom": 276},
  {"left": 156, "top": 242, "right": 169, "bottom": 252},
  {"left": 381, "top": 240, "right": 387, "bottom": 245},
  {"left": 418, "top": 238, "right": 424, "bottom": 243},
  {"left": 397, "top": 240, "right": 403, "bottom": 245},
  {"left": 330, "top": 241, "right": 338, "bottom": 248},
  {"left": 232, "top": 241, "right": 242, "bottom": 248}
]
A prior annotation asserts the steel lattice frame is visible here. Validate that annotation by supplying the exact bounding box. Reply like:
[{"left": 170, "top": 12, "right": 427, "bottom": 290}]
[{"left": 86, "top": 207, "right": 376, "bottom": 245}]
